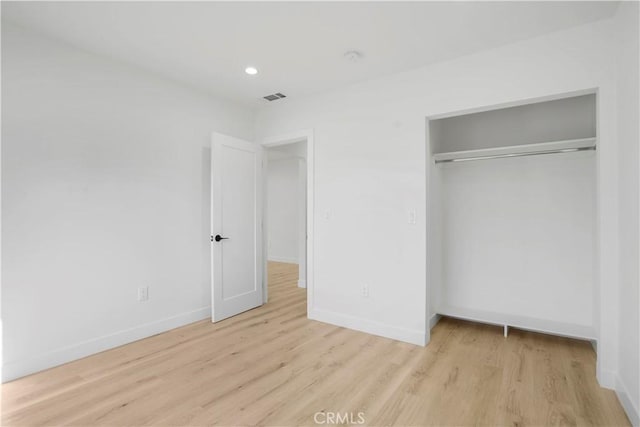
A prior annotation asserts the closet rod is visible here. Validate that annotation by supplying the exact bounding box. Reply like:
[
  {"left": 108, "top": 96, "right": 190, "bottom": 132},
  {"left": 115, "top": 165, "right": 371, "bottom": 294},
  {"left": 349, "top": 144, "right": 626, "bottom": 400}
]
[{"left": 434, "top": 146, "right": 596, "bottom": 164}]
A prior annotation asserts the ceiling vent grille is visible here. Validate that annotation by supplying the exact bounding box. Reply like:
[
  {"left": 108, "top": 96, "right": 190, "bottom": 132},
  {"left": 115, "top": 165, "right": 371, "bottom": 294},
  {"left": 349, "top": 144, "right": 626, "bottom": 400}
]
[{"left": 263, "top": 93, "right": 287, "bottom": 101}]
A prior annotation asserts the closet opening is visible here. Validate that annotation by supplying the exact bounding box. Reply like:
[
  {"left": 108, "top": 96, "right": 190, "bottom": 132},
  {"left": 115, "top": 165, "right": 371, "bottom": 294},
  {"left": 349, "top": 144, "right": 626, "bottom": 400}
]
[{"left": 427, "top": 91, "right": 598, "bottom": 344}]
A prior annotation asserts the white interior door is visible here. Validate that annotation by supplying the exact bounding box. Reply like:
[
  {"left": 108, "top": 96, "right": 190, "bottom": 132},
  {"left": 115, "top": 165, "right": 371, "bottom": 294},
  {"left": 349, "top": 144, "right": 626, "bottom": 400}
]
[{"left": 211, "top": 133, "right": 263, "bottom": 322}]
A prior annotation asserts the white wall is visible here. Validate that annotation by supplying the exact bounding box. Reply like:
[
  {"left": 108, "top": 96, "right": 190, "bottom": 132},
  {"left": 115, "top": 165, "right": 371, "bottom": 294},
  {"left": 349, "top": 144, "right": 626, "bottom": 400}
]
[
  {"left": 256, "top": 19, "right": 620, "bottom": 359},
  {"left": 430, "top": 94, "right": 596, "bottom": 153},
  {"left": 614, "top": 1, "right": 640, "bottom": 424},
  {"left": 267, "top": 157, "right": 300, "bottom": 264},
  {"left": 1, "top": 22, "right": 254, "bottom": 381},
  {"left": 439, "top": 152, "right": 596, "bottom": 327}
]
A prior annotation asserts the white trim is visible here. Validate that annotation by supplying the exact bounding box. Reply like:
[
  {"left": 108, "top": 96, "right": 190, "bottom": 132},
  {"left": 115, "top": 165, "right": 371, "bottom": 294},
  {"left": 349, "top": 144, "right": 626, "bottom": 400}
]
[
  {"left": 2, "top": 306, "right": 211, "bottom": 383},
  {"left": 268, "top": 256, "right": 298, "bottom": 264},
  {"left": 436, "top": 304, "right": 596, "bottom": 341},
  {"left": 616, "top": 375, "right": 640, "bottom": 426},
  {"left": 426, "top": 88, "right": 597, "bottom": 120},
  {"left": 297, "top": 279, "right": 307, "bottom": 288},
  {"left": 309, "top": 308, "right": 427, "bottom": 346},
  {"left": 261, "top": 129, "right": 315, "bottom": 316},
  {"left": 597, "top": 369, "right": 617, "bottom": 390},
  {"left": 429, "top": 313, "right": 441, "bottom": 330},
  {"left": 262, "top": 130, "right": 309, "bottom": 146}
]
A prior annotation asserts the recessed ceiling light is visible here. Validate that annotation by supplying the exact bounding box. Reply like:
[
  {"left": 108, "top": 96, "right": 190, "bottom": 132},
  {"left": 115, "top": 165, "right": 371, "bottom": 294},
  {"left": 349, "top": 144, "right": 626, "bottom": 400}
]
[{"left": 245, "top": 66, "right": 258, "bottom": 75}]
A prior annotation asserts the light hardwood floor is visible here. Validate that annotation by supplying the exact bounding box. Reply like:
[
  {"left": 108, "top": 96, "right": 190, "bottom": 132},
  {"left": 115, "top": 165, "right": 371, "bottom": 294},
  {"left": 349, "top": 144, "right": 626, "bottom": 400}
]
[{"left": 2, "top": 262, "right": 630, "bottom": 426}]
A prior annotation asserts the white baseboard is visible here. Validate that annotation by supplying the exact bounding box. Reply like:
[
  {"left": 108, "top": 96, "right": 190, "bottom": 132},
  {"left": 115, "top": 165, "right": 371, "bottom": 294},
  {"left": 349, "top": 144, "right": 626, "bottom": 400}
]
[
  {"left": 598, "top": 368, "right": 617, "bottom": 390},
  {"left": 616, "top": 375, "right": 640, "bottom": 426},
  {"left": 268, "top": 256, "right": 298, "bottom": 264},
  {"left": 308, "top": 308, "right": 426, "bottom": 346},
  {"left": 298, "top": 279, "right": 307, "bottom": 288},
  {"left": 429, "top": 313, "right": 442, "bottom": 330},
  {"left": 2, "top": 306, "right": 211, "bottom": 383}
]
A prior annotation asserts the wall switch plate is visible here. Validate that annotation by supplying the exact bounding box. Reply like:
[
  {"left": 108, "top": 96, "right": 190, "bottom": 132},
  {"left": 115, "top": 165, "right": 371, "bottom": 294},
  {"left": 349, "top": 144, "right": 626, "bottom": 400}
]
[
  {"left": 361, "top": 284, "right": 369, "bottom": 298},
  {"left": 138, "top": 286, "right": 149, "bottom": 302},
  {"left": 408, "top": 209, "right": 417, "bottom": 225}
]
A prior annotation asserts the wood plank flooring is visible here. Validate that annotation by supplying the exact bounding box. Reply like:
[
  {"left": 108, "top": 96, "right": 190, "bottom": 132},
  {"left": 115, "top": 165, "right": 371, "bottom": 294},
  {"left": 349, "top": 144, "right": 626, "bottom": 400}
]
[{"left": 1, "top": 262, "right": 630, "bottom": 426}]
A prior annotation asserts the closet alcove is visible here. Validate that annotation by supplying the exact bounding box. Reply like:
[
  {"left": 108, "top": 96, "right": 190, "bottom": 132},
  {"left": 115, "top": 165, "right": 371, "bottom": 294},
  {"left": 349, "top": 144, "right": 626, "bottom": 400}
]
[{"left": 428, "top": 92, "right": 597, "bottom": 341}]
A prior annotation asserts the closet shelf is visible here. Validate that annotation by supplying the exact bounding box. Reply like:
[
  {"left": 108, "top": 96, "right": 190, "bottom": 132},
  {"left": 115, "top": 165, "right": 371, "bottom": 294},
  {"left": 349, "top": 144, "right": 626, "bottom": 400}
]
[
  {"left": 433, "top": 137, "right": 596, "bottom": 164},
  {"left": 436, "top": 304, "right": 596, "bottom": 341}
]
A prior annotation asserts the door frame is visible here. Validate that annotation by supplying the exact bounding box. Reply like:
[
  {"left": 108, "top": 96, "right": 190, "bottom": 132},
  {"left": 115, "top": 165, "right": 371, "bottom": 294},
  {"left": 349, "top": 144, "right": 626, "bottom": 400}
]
[{"left": 261, "top": 129, "right": 314, "bottom": 315}]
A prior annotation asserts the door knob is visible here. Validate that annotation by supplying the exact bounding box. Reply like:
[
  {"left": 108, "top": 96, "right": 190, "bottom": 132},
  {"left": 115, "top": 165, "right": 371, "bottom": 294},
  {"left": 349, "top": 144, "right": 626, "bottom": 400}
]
[{"left": 214, "top": 234, "right": 229, "bottom": 242}]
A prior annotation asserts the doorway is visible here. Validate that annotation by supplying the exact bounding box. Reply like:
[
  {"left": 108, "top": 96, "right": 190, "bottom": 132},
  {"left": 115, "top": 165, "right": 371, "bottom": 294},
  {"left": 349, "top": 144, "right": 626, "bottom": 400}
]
[{"left": 262, "top": 131, "right": 314, "bottom": 315}]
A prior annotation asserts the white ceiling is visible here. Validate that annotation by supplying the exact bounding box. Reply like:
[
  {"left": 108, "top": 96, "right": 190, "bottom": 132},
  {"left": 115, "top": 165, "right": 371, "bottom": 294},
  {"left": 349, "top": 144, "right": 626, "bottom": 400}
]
[{"left": 3, "top": 1, "right": 618, "bottom": 109}]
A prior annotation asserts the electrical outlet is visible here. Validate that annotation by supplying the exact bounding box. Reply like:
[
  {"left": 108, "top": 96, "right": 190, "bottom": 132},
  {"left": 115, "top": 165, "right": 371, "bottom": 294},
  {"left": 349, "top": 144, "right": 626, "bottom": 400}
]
[
  {"left": 361, "top": 284, "right": 369, "bottom": 298},
  {"left": 138, "top": 286, "right": 149, "bottom": 302}
]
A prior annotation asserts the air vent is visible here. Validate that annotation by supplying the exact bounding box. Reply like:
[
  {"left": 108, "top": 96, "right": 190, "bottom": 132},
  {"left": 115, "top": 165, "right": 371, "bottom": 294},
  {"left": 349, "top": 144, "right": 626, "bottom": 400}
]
[{"left": 263, "top": 93, "right": 287, "bottom": 101}]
